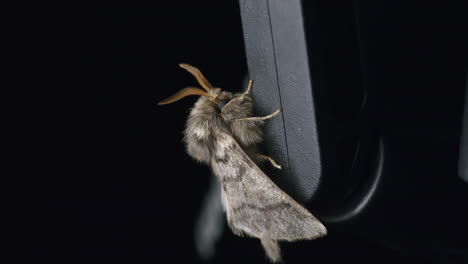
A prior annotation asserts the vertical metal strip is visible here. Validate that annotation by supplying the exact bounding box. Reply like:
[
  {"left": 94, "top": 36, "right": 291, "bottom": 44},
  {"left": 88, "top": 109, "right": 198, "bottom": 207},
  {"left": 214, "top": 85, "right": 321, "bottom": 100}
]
[
  {"left": 458, "top": 70, "right": 468, "bottom": 182},
  {"left": 239, "top": 0, "right": 322, "bottom": 201},
  {"left": 269, "top": 0, "right": 322, "bottom": 200}
]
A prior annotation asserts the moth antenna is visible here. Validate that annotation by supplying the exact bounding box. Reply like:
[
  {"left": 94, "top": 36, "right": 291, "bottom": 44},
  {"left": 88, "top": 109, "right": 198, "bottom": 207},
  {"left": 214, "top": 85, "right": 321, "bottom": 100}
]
[
  {"left": 158, "top": 87, "right": 209, "bottom": 105},
  {"left": 179, "top": 63, "right": 214, "bottom": 92}
]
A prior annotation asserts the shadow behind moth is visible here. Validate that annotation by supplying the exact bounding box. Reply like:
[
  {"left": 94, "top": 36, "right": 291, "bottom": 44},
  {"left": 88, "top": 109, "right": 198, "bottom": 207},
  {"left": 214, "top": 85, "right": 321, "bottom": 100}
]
[{"left": 159, "top": 63, "right": 327, "bottom": 262}]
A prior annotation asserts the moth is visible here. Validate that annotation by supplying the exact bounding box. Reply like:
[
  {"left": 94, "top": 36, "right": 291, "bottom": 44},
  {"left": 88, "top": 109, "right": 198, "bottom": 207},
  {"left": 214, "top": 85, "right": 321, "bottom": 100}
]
[{"left": 159, "top": 64, "right": 327, "bottom": 262}]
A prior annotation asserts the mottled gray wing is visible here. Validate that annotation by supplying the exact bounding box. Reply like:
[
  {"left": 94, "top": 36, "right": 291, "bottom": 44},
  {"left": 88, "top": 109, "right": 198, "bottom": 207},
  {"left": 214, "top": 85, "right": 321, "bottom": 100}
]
[{"left": 210, "top": 129, "right": 326, "bottom": 241}]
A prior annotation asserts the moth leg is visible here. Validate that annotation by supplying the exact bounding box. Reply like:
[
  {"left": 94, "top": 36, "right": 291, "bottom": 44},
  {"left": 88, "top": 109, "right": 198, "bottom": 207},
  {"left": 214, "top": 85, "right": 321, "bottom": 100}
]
[
  {"left": 234, "top": 108, "right": 282, "bottom": 123},
  {"left": 242, "top": 80, "right": 254, "bottom": 96},
  {"left": 257, "top": 154, "right": 282, "bottom": 169},
  {"left": 229, "top": 79, "right": 253, "bottom": 103}
]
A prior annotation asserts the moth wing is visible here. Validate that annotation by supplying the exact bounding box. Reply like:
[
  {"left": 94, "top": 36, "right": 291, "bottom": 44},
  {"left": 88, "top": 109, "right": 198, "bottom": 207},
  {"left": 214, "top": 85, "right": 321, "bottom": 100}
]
[{"left": 211, "top": 129, "right": 326, "bottom": 241}]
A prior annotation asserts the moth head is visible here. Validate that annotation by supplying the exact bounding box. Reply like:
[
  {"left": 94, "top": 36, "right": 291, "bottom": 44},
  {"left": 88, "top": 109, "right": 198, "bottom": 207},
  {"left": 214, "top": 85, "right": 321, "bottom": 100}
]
[{"left": 158, "top": 63, "right": 231, "bottom": 105}]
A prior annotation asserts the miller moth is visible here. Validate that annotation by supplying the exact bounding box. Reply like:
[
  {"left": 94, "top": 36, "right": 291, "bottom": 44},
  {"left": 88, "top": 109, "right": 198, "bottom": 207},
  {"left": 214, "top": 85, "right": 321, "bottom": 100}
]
[{"left": 159, "top": 64, "right": 327, "bottom": 262}]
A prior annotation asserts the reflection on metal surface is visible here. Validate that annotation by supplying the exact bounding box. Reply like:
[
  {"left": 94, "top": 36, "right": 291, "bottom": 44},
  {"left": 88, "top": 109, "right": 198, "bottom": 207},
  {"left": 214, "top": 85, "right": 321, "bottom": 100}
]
[
  {"left": 194, "top": 178, "right": 225, "bottom": 261},
  {"left": 321, "top": 138, "right": 384, "bottom": 223}
]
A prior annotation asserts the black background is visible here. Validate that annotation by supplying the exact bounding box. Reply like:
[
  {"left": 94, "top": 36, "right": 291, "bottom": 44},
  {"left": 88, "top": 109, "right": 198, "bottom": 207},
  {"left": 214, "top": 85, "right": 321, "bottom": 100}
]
[{"left": 1, "top": 1, "right": 466, "bottom": 263}]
